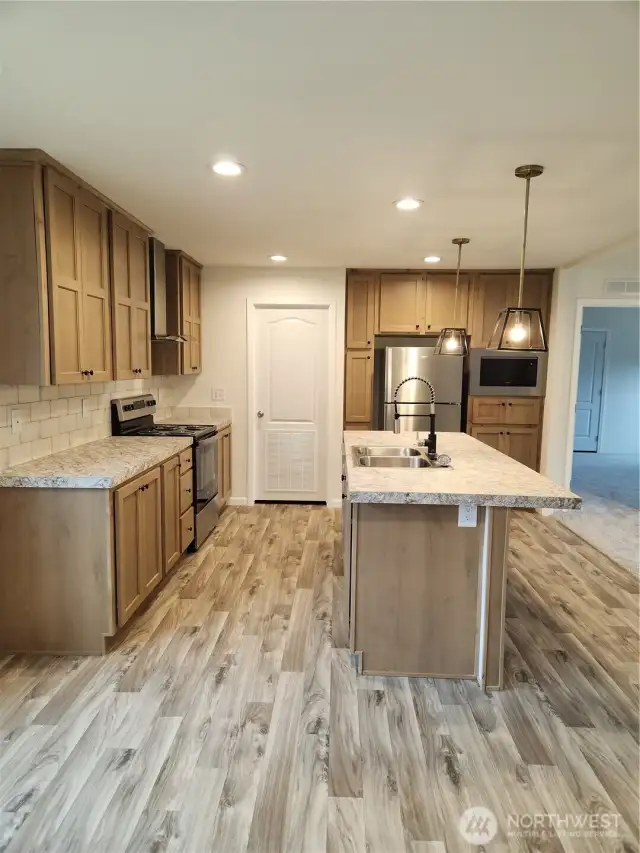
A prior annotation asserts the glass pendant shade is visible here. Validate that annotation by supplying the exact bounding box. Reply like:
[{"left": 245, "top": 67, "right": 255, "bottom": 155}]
[
  {"left": 488, "top": 307, "right": 548, "bottom": 352},
  {"left": 435, "top": 236, "right": 469, "bottom": 356},
  {"left": 434, "top": 327, "right": 469, "bottom": 355}
]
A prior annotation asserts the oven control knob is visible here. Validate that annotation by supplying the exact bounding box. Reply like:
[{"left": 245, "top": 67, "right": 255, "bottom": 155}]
[{"left": 257, "top": 410, "right": 265, "bottom": 418}]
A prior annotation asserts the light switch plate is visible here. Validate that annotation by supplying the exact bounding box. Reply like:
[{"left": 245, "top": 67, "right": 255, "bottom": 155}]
[
  {"left": 458, "top": 504, "right": 478, "bottom": 527},
  {"left": 212, "top": 388, "right": 226, "bottom": 402}
]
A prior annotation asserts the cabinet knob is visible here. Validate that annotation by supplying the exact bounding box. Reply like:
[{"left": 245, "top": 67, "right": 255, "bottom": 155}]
[
  {"left": 186, "top": 488, "right": 191, "bottom": 493},
  {"left": 508, "top": 402, "right": 512, "bottom": 407},
  {"left": 188, "top": 526, "right": 193, "bottom": 532},
  {"left": 415, "top": 324, "right": 420, "bottom": 330},
  {"left": 506, "top": 431, "right": 511, "bottom": 435},
  {"left": 427, "top": 324, "right": 431, "bottom": 330},
  {"left": 89, "top": 370, "right": 94, "bottom": 376},
  {"left": 367, "top": 355, "right": 370, "bottom": 360},
  {"left": 367, "top": 340, "right": 371, "bottom": 345}
]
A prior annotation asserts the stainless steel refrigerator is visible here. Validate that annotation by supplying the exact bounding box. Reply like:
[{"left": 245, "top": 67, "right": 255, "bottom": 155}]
[{"left": 378, "top": 346, "right": 464, "bottom": 433}]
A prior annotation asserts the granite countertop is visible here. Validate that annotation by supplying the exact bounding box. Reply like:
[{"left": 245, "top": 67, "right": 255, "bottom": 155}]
[
  {"left": 0, "top": 436, "right": 193, "bottom": 489},
  {"left": 156, "top": 416, "right": 232, "bottom": 431},
  {"left": 344, "top": 431, "right": 582, "bottom": 510}
]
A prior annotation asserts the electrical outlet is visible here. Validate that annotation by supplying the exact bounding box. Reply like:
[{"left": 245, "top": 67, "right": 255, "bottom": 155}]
[
  {"left": 211, "top": 388, "right": 226, "bottom": 403},
  {"left": 458, "top": 504, "right": 478, "bottom": 527}
]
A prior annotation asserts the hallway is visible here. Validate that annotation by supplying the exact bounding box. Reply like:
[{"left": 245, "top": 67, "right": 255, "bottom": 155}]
[{"left": 0, "top": 505, "right": 637, "bottom": 853}]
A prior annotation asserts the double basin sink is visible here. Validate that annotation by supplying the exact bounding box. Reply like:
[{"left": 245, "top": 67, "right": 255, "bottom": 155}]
[{"left": 352, "top": 445, "right": 437, "bottom": 468}]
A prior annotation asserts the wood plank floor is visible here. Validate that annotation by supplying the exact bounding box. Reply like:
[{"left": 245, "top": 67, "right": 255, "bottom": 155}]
[{"left": 0, "top": 505, "right": 637, "bottom": 853}]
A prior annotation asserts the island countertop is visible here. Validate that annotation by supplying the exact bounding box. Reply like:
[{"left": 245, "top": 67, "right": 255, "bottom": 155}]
[
  {"left": 0, "top": 436, "right": 193, "bottom": 489},
  {"left": 344, "top": 431, "right": 581, "bottom": 509}
]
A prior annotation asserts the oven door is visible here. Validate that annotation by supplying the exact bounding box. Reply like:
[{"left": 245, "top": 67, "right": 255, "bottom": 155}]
[{"left": 195, "top": 433, "right": 219, "bottom": 507}]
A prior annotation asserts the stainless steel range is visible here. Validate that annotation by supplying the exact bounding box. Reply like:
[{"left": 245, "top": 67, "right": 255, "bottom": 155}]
[{"left": 111, "top": 394, "right": 219, "bottom": 549}]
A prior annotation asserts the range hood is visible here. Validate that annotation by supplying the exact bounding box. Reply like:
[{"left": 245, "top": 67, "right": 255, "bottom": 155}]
[{"left": 149, "top": 237, "right": 187, "bottom": 342}]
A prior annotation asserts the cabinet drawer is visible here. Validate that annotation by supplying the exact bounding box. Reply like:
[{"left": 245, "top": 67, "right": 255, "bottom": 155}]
[
  {"left": 180, "top": 507, "right": 194, "bottom": 552},
  {"left": 179, "top": 447, "right": 193, "bottom": 472},
  {"left": 180, "top": 469, "right": 194, "bottom": 515},
  {"left": 470, "top": 396, "right": 541, "bottom": 426}
]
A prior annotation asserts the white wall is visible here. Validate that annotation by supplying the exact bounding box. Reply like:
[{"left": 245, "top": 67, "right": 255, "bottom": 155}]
[
  {"left": 176, "top": 267, "right": 346, "bottom": 505},
  {"left": 580, "top": 306, "right": 640, "bottom": 455},
  {"left": 541, "top": 238, "right": 640, "bottom": 486}
]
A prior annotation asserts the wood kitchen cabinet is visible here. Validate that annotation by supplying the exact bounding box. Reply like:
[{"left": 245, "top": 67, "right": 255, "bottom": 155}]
[
  {"left": 114, "top": 466, "right": 163, "bottom": 627},
  {"left": 46, "top": 168, "right": 112, "bottom": 384},
  {"left": 110, "top": 212, "right": 152, "bottom": 380},
  {"left": 153, "top": 251, "right": 203, "bottom": 376},
  {"left": 468, "top": 272, "right": 552, "bottom": 348},
  {"left": 216, "top": 426, "right": 233, "bottom": 507},
  {"left": 162, "top": 455, "right": 182, "bottom": 574},
  {"left": 346, "top": 273, "right": 376, "bottom": 349},
  {"left": 345, "top": 350, "right": 373, "bottom": 423},
  {"left": 425, "top": 273, "right": 470, "bottom": 332},
  {"left": 0, "top": 149, "right": 151, "bottom": 387},
  {"left": 469, "top": 397, "right": 541, "bottom": 470},
  {"left": 378, "top": 273, "right": 427, "bottom": 333}
]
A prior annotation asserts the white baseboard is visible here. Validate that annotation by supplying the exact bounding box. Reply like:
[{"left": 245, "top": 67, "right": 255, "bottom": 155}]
[
  {"left": 327, "top": 498, "right": 342, "bottom": 509},
  {"left": 228, "top": 496, "right": 249, "bottom": 506}
]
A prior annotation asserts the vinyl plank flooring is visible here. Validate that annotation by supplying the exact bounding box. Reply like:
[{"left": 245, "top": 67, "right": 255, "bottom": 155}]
[{"left": 1, "top": 507, "right": 638, "bottom": 853}]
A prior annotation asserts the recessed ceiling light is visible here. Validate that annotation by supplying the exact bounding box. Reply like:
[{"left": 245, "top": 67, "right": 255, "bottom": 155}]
[
  {"left": 270, "top": 254, "right": 287, "bottom": 262},
  {"left": 395, "top": 197, "right": 423, "bottom": 211},
  {"left": 424, "top": 255, "right": 441, "bottom": 263},
  {"left": 212, "top": 159, "right": 245, "bottom": 177}
]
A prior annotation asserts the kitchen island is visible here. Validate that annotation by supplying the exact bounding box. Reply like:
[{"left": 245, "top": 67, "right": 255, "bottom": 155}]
[{"left": 342, "top": 431, "right": 580, "bottom": 688}]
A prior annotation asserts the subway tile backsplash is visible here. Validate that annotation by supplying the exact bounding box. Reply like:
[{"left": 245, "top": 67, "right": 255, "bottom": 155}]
[{"left": 0, "top": 377, "right": 189, "bottom": 472}]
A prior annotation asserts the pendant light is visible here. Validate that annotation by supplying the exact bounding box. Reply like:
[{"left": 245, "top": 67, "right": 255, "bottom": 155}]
[
  {"left": 488, "top": 165, "right": 548, "bottom": 351},
  {"left": 434, "top": 237, "right": 470, "bottom": 356}
]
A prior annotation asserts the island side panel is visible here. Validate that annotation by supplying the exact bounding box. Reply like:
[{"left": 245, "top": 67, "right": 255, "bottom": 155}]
[
  {"left": 353, "top": 503, "right": 482, "bottom": 678},
  {"left": 484, "top": 507, "right": 510, "bottom": 689},
  {"left": 0, "top": 488, "right": 116, "bottom": 654}
]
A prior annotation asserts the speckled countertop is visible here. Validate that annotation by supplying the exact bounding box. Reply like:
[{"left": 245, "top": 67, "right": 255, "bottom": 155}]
[
  {"left": 0, "top": 436, "right": 193, "bottom": 489},
  {"left": 156, "top": 416, "right": 232, "bottom": 431},
  {"left": 344, "top": 431, "right": 581, "bottom": 510}
]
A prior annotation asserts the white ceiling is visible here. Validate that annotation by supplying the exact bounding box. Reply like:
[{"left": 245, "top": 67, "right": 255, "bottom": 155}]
[{"left": 0, "top": 1, "right": 638, "bottom": 269}]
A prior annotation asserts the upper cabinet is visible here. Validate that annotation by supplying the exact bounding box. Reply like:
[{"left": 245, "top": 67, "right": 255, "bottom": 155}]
[
  {"left": 0, "top": 150, "right": 153, "bottom": 386},
  {"left": 378, "top": 273, "right": 427, "bottom": 333},
  {"left": 425, "top": 273, "right": 470, "bottom": 332},
  {"left": 44, "top": 168, "right": 112, "bottom": 384},
  {"left": 110, "top": 212, "right": 152, "bottom": 380},
  {"left": 468, "top": 272, "right": 552, "bottom": 348},
  {"left": 346, "top": 273, "right": 375, "bottom": 349},
  {"left": 153, "top": 251, "right": 203, "bottom": 376}
]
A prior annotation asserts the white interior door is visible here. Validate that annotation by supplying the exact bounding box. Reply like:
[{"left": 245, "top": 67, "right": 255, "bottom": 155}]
[
  {"left": 254, "top": 306, "right": 329, "bottom": 502},
  {"left": 574, "top": 329, "right": 606, "bottom": 452}
]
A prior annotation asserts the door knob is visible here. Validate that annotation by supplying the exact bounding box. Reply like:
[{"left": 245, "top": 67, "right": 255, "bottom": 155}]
[{"left": 257, "top": 410, "right": 264, "bottom": 418}]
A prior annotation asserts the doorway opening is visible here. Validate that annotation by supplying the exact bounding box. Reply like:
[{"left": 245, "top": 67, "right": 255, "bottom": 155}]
[{"left": 561, "top": 306, "right": 640, "bottom": 573}]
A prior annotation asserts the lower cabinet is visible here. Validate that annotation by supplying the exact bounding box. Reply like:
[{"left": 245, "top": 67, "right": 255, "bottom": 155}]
[
  {"left": 114, "top": 453, "right": 192, "bottom": 629},
  {"left": 470, "top": 425, "right": 539, "bottom": 470},
  {"left": 217, "top": 426, "right": 233, "bottom": 507},
  {"left": 162, "top": 456, "right": 182, "bottom": 574},
  {"left": 114, "top": 466, "right": 163, "bottom": 627}
]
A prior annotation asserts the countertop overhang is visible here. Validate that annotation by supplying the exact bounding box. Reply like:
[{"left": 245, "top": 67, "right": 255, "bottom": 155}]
[
  {"left": 0, "top": 436, "right": 194, "bottom": 489},
  {"left": 344, "top": 431, "right": 581, "bottom": 510}
]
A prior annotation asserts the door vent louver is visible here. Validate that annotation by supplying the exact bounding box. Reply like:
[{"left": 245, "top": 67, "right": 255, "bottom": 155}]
[{"left": 604, "top": 278, "right": 640, "bottom": 296}]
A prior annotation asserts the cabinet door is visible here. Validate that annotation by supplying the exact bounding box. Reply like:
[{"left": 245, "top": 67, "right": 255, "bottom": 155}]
[
  {"left": 522, "top": 273, "right": 552, "bottom": 340},
  {"left": 162, "top": 456, "right": 181, "bottom": 574},
  {"left": 137, "top": 467, "right": 163, "bottom": 596},
  {"left": 222, "top": 431, "right": 232, "bottom": 499},
  {"left": 470, "top": 397, "right": 508, "bottom": 425},
  {"left": 346, "top": 274, "right": 375, "bottom": 348},
  {"left": 504, "top": 427, "right": 539, "bottom": 469},
  {"left": 78, "top": 190, "right": 112, "bottom": 382},
  {"left": 426, "top": 273, "right": 470, "bottom": 332},
  {"left": 180, "top": 469, "right": 193, "bottom": 515},
  {"left": 180, "top": 258, "right": 192, "bottom": 374},
  {"left": 46, "top": 169, "right": 84, "bottom": 384},
  {"left": 378, "top": 273, "right": 427, "bottom": 333},
  {"left": 469, "top": 274, "right": 519, "bottom": 348},
  {"left": 470, "top": 425, "right": 504, "bottom": 453},
  {"left": 111, "top": 213, "right": 151, "bottom": 380},
  {"left": 505, "top": 398, "right": 541, "bottom": 426},
  {"left": 190, "top": 266, "right": 202, "bottom": 373},
  {"left": 114, "top": 477, "right": 143, "bottom": 627},
  {"left": 345, "top": 351, "right": 373, "bottom": 423}
]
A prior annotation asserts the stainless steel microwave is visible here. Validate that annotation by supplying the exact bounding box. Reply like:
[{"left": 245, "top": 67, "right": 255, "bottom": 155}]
[{"left": 469, "top": 349, "right": 547, "bottom": 397}]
